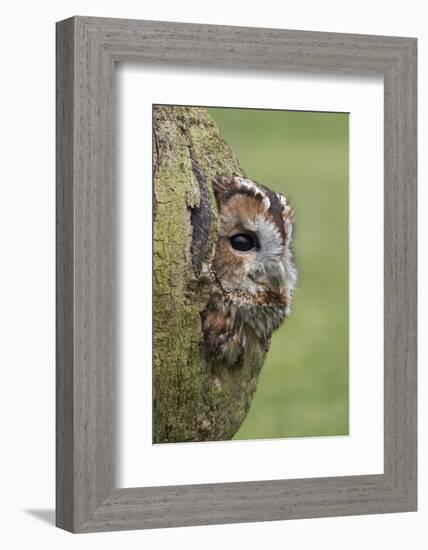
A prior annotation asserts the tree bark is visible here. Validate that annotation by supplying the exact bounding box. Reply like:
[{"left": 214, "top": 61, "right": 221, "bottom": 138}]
[{"left": 153, "top": 106, "right": 268, "bottom": 443}]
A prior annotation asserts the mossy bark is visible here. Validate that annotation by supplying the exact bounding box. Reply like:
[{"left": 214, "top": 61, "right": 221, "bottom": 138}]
[{"left": 153, "top": 106, "right": 268, "bottom": 443}]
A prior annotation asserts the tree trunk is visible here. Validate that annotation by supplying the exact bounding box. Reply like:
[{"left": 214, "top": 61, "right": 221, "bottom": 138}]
[{"left": 153, "top": 106, "right": 268, "bottom": 443}]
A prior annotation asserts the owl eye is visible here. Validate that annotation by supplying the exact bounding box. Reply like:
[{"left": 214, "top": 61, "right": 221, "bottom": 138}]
[{"left": 229, "top": 233, "right": 257, "bottom": 252}]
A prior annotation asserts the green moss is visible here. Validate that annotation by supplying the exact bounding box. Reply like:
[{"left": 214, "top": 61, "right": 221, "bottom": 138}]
[{"left": 153, "top": 106, "right": 268, "bottom": 443}]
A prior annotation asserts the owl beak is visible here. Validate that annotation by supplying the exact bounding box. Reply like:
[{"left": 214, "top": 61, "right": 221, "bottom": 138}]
[{"left": 254, "top": 263, "right": 286, "bottom": 297}]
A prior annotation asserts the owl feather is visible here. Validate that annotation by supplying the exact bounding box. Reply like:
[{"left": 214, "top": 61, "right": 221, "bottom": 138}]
[{"left": 201, "top": 175, "right": 297, "bottom": 366}]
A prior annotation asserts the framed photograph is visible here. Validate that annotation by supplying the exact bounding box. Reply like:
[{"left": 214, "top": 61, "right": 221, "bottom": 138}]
[{"left": 56, "top": 16, "right": 417, "bottom": 533}]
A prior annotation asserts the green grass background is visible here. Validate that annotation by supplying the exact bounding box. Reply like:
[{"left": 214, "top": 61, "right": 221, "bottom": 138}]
[{"left": 208, "top": 107, "right": 349, "bottom": 440}]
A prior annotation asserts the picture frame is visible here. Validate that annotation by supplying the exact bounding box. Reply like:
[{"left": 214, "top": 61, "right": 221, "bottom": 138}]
[{"left": 56, "top": 16, "right": 417, "bottom": 533}]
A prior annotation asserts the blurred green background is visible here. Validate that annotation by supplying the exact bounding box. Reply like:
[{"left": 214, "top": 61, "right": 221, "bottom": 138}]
[{"left": 208, "top": 107, "right": 349, "bottom": 440}]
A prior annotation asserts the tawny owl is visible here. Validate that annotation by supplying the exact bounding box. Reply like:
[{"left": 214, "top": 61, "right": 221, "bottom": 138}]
[{"left": 202, "top": 175, "right": 297, "bottom": 366}]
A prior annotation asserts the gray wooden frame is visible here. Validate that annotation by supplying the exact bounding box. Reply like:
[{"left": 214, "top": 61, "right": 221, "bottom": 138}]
[{"left": 56, "top": 16, "right": 417, "bottom": 533}]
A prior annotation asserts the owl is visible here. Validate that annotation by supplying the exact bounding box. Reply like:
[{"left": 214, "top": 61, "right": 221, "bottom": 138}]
[{"left": 202, "top": 175, "right": 297, "bottom": 366}]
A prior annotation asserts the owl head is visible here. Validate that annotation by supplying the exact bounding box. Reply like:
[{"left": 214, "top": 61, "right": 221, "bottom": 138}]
[{"left": 212, "top": 175, "right": 297, "bottom": 318}]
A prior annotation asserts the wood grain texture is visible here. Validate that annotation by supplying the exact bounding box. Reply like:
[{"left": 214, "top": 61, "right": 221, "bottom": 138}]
[
  {"left": 56, "top": 17, "right": 75, "bottom": 532},
  {"left": 152, "top": 106, "right": 274, "bottom": 444},
  {"left": 56, "top": 16, "right": 417, "bottom": 533}
]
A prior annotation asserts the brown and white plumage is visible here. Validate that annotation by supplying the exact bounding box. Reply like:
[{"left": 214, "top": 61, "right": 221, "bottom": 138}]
[{"left": 202, "top": 175, "right": 297, "bottom": 365}]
